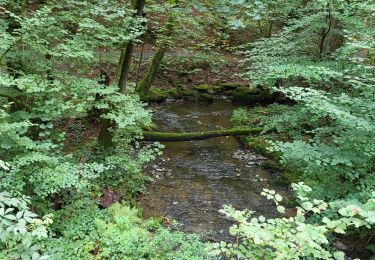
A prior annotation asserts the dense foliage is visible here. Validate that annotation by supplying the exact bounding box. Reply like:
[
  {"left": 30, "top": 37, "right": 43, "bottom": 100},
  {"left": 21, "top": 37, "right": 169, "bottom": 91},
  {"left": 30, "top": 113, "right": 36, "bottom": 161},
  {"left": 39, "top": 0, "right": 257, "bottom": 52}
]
[
  {"left": 0, "top": 0, "right": 209, "bottom": 258},
  {"left": 229, "top": 0, "right": 375, "bottom": 258},
  {"left": 210, "top": 184, "right": 375, "bottom": 259},
  {"left": 0, "top": 0, "right": 374, "bottom": 259}
]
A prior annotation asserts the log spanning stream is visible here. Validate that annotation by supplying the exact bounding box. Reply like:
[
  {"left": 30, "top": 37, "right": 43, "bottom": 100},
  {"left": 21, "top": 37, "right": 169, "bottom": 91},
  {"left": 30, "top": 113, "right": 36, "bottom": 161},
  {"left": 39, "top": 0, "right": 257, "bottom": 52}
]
[{"left": 138, "top": 100, "right": 288, "bottom": 241}]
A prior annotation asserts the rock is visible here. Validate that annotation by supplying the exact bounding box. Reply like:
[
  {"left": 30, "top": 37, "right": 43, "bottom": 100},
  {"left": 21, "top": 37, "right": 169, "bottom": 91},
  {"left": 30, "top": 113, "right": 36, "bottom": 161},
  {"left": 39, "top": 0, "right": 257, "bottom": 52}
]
[
  {"left": 168, "top": 87, "right": 182, "bottom": 99},
  {"left": 247, "top": 161, "right": 256, "bottom": 165},
  {"left": 233, "top": 87, "right": 261, "bottom": 104},
  {"left": 182, "top": 89, "right": 196, "bottom": 101},
  {"left": 182, "top": 89, "right": 195, "bottom": 96},
  {"left": 233, "top": 86, "right": 278, "bottom": 105},
  {"left": 197, "top": 93, "right": 214, "bottom": 103},
  {"left": 192, "top": 84, "right": 211, "bottom": 93},
  {"left": 221, "top": 82, "right": 242, "bottom": 91},
  {"left": 148, "top": 88, "right": 168, "bottom": 103},
  {"left": 212, "top": 85, "right": 224, "bottom": 94}
]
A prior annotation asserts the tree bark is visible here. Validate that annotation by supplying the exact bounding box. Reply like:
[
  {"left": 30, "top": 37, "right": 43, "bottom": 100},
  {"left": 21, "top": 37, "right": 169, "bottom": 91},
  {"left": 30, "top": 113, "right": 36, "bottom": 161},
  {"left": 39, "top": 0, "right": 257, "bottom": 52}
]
[
  {"left": 117, "top": 0, "right": 145, "bottom": 93},
  {"left": 97, "top": 70, "right": 114, "bottom": 148},
  {"left": 142, "top": 128, "right": 262, "bottom": 142},
  {"left": 319, "top": 3, "right": 332, "bottom": 58},
  {"left": 98, "top": 118, "right": 114, "bottom": 148},
  {"left": 136, "top": 45, "right": 167, "bottom": 97},
  {"left": 99, "top": 0, "right": 145, "bottom": 148},
  {"left": 268, "top": 19, "right": 273, "bottom": 38},
  {"left": 135, "top": 13, "right": 176, "bottom": 97}
]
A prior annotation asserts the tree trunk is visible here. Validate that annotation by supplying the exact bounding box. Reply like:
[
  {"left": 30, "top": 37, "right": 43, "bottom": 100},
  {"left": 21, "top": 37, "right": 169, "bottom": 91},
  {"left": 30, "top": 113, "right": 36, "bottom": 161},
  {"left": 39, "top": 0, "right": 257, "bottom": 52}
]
[
  {"left": 136, "top": 45, "right": 167, "bottom": 97},
  {"left": 98, "top": 118, "right": 114, "bottom": 148},
  {"left": 142, "top": 128, "right": 262, "bottom": 142},
  {"left": 97, "top": 70, "right": 114, "bottom": 148},
  {"left": 319, "top": 3, "right": 332, "bottom": 58},
  {"left": 135, "top": 13, "right": 176, "bottom": 97},
  {"left": 268, "top": 19, "right": 273, "bottom": 38},
  {"left": 117, "top": 0, "right": 145, "bottom": 93},
  {"left": 89, "top": 70, "right": 110, "bottom": 122},
  {"left": 99, "top": 0, "right": 145, "bottom": 148}
]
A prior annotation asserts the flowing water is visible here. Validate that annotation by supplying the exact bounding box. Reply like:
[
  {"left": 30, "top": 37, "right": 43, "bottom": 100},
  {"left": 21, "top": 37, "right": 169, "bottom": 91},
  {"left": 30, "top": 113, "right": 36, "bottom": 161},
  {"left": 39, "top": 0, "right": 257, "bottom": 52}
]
[{"left": 138, "top": 100, "right": 288, "bottom": 241}]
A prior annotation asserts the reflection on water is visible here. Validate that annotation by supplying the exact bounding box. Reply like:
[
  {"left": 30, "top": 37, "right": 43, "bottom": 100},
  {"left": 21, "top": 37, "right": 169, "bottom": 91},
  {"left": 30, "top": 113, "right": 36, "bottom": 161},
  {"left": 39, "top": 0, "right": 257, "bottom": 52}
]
[{"left": 138, "top": 100, "right": 287, "bottom": 241}]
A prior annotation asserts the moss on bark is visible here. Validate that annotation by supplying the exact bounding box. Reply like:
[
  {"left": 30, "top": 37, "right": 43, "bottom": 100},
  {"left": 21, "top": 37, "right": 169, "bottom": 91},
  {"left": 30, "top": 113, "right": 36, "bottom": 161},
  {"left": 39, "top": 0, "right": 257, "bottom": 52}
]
[{"left": 143, "top": 128, "right": 262, "bottom": 142}]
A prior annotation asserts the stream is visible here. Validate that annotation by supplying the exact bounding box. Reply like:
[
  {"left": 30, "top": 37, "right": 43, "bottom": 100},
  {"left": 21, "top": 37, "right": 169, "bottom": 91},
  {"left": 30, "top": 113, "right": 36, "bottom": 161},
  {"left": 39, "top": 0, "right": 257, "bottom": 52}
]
[{"left": 138, "top": 100, "right": 288, "bottom": 241}]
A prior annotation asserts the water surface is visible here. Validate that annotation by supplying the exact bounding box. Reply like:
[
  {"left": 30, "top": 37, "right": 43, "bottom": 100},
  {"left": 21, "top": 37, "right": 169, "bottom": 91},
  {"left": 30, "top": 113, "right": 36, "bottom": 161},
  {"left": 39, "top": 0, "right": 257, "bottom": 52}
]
[{"left": 138, "top": 100, "right": 287, "bottom": 241}]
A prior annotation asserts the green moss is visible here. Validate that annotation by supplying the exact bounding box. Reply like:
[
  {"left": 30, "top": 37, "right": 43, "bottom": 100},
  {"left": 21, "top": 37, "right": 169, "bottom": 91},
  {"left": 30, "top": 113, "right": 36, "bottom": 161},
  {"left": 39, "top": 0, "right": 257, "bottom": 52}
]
[
  {"left": 245, "top": 136, "right": 280, "bottom": 158},
  {"left": 182, "top": 89, "right": 195, "bottom": 97},
  {"left": 180, "top": 89, "right": 196, "bottom": 101},
  {"left": 148, "top": 88, "right": 167, "bottom": 103},
  {"left": 140, "top": 122, "right": 158, "bottom": 131},
  {"left": 197, "top": 93, "right": 214, "bottom": 103},
  {"left": 143, "top": 127, "right": 263, "bottom": 142},
  {"left": 212, "top": 85, "right": 224, "bottom": 94},
  {"left": 233, "top": 87, "right": 278, "bottom": 105},
  {"left": 233, "top": 87, "right": 261, "bottom": 104},
  {"left": 221, "top": 82, "right": 242, "bottom": 91},
  {"left": 282, "top": 170, "right": 302, "bottom": 184},
  {"left": 192, "top": 84, "right": 211, "bottom": 93},
  {"left": 168, "top": 87, "right": 182, "bottom": 99},
  {"left": 262, "top": 161, "right": 281, "bottom": 171}
]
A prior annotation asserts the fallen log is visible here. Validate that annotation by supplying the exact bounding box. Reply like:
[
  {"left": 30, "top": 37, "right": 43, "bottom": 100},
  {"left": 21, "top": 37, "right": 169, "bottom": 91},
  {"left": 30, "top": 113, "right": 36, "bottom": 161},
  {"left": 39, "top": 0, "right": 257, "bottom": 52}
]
[{"left": 142, "top": 128, "right": 262, "bottom": 142}]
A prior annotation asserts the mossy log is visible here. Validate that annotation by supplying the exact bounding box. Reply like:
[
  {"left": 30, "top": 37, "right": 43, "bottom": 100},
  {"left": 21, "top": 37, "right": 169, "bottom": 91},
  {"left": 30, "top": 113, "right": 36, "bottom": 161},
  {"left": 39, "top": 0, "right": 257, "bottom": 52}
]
[{"left": 142, "top": 128, "right": 262, "bottom": 142}]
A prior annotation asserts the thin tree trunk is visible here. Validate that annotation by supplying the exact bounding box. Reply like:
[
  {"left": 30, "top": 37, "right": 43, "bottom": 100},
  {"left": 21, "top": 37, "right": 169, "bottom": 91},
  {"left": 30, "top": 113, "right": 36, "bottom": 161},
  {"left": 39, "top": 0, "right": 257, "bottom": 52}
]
[
  {"left": 118, "top": 43, "right": 135, "bottom": 93},
  {"left": 136, "top": 45, "right": 167, "bottom": 97},
  {"left": 268, "top": 19, "right": 273, "bottom": 38},
  {"left": 89, "top": 70, "right": 110, "bottom": 122},
  {"left": 117, "top": 0, "right": 145, "bottom": 93},
  {"left": 319, "top": 4, "right": 332, "bottom": 58},
  {"left": 135, "top": 14, "right": 175, "bottom": 97},
  {"left": 135, "top": 41, "right": 146, "bottom": 87},
  {"left": 115, "top": 44, "right": 126, "bottom": 81},
  {"left": 98, "top": 0, "right": 145, "bottom": 148},
  {"left": 98, "top": 118, "right": 114, "bottom": 148},
  {"left": 96, "top": 71, "right": 113, "bottom": 148}
]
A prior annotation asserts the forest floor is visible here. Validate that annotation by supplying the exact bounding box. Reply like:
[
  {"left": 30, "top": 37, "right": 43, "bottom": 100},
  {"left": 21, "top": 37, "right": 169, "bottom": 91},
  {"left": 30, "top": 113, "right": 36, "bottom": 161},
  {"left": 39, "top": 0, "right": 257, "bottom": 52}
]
[{"left": 92, "top": 44, "right": 249, "bottom": 90}]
